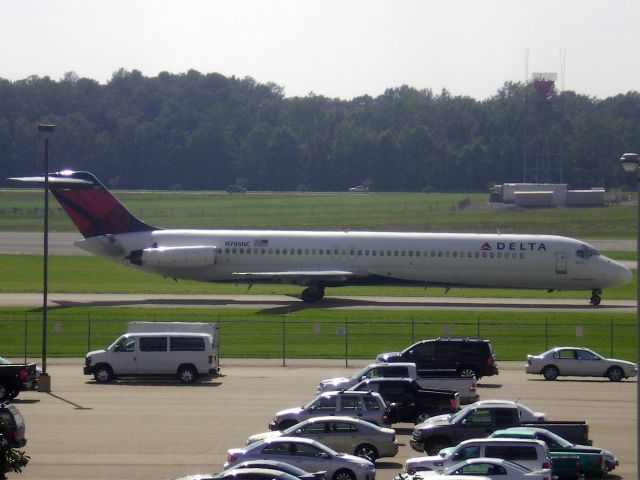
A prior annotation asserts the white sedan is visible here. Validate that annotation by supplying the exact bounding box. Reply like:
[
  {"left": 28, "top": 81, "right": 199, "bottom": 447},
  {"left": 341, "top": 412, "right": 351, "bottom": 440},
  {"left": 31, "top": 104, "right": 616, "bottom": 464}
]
[
  {"left": 418, "top": 457, "right": 552, "bottom": 479},
  {"left": 525, "top": 347, "right": 638, "bottom": 381},
  {"left": 225, "top": 436, "right": 375, "bottom": 480}
]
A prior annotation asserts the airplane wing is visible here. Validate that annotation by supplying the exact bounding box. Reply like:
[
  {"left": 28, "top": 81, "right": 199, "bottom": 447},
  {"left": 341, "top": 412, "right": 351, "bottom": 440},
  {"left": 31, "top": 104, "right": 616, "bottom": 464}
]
[{"left": 231, "top": 269, "right": 371, "bottom": 284}]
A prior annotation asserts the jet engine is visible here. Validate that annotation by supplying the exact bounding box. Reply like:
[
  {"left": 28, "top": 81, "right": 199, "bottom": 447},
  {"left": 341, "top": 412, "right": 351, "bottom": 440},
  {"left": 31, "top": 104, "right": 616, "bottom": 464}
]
[{"left": 128, "top": 246, "right": 216, "bottom": 268}]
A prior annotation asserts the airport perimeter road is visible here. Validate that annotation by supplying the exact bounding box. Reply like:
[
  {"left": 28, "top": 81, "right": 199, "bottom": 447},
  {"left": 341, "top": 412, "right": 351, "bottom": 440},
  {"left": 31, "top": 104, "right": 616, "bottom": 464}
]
[
  {"left": 0, "top": 292, "right": 636, "bottom": 312},
  {"left": 10, "top": 360, "right": 637, "bottom": 480}
]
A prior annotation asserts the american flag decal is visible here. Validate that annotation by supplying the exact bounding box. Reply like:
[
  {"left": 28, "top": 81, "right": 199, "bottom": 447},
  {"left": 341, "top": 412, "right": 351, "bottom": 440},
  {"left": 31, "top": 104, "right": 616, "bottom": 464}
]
[
  {"left": 480, "top": 242, "right": 492, "bottom": 251},
  {"left": 254, "top": 239, "right": 269, "bottom": 247}
]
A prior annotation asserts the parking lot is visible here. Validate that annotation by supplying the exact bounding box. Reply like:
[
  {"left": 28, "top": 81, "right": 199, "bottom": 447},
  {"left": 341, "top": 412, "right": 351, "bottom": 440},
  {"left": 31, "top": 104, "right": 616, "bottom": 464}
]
[{"left": 8, "top": 359, "right": 636, "bottom": 479}]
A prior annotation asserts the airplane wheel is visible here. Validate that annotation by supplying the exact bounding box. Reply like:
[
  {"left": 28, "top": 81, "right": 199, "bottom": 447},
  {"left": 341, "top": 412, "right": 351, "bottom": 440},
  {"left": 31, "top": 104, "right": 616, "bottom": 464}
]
[
  {"left": 590, "top": 295, "right": 601, "bottom": 306},
  {"left": 301, "top": 286, "right": 324, "bottom": 303}
]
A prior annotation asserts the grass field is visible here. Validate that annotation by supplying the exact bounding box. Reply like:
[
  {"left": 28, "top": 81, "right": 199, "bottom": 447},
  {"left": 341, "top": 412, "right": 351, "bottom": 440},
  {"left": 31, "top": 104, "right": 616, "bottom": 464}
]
[
  {"left": 0, "top": 188, "right": 636, "bottom": 237},
  {"left": 0, "top": 307, "right": 635, "bottom": 361}
]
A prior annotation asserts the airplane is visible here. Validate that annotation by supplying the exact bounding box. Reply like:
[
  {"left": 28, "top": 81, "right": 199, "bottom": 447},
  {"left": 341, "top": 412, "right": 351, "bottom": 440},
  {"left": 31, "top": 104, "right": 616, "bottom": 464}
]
[{"left": 9, "top": 170, "right": 633, "bottom": 305}]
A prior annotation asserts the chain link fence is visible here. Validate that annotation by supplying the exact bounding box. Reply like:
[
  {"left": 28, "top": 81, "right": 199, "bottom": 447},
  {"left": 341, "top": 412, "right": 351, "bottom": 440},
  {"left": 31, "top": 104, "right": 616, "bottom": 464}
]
[{"left": 0, "top": 312, "right": 635, "bottom": 366}]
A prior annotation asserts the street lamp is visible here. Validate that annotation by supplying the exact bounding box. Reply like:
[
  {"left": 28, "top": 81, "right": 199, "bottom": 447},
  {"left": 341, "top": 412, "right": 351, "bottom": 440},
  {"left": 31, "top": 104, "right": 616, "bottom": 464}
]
[
  {"left": 619, "top": 152, "right": 639, "bottom": 477},
  {"left": 37, "top": 123, "right": 54, "bottom": 393}
]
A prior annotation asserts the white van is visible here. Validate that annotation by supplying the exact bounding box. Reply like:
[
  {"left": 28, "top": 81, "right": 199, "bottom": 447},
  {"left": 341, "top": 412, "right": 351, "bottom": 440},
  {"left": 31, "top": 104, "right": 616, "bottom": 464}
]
[{"left": 84, "top": 323, "right": 219, "bottom": 384}]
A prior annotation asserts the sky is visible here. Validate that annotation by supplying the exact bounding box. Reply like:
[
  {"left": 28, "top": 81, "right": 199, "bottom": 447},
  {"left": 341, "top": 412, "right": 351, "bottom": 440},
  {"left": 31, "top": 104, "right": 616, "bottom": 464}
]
[{"left": 2, "top": 0, "right": 638, "bottom": 100}]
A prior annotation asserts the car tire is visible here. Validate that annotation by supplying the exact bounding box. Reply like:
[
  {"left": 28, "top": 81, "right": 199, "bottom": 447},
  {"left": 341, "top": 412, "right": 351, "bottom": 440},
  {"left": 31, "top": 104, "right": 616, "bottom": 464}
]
[
  {"left": 424, "top": 436, "right": 452, "bottom": 455},
  {"left": 542, "top": 365, "right": 559, "bottom": 381},
  {"left": 9, "top": 388, "right": 19, "bottom": 399},
  {"left": 177, "top": 365, "right": 198, "bottom": 384},
  {"left": 333, "top": 469, "right": 356, "bottom": 480},
  {"left": 94, "top": 364, "right": 113, "bottom": 383},
  {"left": 354, "top": 443, "right": 378, "bottom": 462},
  {"left": 607, "top": 366, "right": 624, "bottom": 382},
  {"left": 457, "top": 366, "right": 478, "bottom": 378}
]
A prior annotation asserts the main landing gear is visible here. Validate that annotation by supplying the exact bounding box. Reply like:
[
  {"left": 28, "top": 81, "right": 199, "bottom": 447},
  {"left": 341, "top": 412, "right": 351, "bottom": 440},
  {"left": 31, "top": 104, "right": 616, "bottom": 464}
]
[
  {"left": 590, "top": 289, "right": 602, "bottom": 306},
  {"left": 301, "top": 285, "right": 325, "bottom": 303}
]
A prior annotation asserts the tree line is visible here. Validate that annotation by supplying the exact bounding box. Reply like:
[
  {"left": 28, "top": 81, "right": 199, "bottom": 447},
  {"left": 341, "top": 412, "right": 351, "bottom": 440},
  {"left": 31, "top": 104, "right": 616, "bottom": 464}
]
[{"left": 1, "top": 69, "right": 638, "bottom": 192}]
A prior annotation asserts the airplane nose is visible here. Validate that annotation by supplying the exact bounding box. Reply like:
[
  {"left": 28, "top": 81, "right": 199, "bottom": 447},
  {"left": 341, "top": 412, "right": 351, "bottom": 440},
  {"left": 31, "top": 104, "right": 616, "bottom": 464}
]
[{"left": 611, "top": 260, "right": 633, "bottom": 287}]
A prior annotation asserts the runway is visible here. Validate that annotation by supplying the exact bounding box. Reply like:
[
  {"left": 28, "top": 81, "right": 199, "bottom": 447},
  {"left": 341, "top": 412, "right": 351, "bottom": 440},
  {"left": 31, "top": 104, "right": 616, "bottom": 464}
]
[{"left": 0, "top": 292, "right": 635, "bottom": 312}]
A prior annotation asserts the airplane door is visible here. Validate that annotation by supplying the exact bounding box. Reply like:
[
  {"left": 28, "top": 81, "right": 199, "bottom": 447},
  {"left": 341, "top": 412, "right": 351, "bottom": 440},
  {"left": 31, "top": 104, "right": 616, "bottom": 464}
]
[
  {"left": 555, "top": 252, "right": 567, "bottom": 274},
  {"left": 331, "top": 245, "right": 341, "bottom": 261}
]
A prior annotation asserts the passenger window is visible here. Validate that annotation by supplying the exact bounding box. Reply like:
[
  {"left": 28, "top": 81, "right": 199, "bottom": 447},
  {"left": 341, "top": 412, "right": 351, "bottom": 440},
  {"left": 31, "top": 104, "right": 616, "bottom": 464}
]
[
  {"left": 333, "top": 422, "right": 357, "bottom": 433},
  {"left": 466, "top": 409, "right": 491, "bottom": 425},
  {"left": 362, "top": 397, "right": 380, "bottom": 410},
  {"left": 261, "top": 443, "right": 291, "bottom": 455},
  {"left": 312, "top": 397, "right": 336, "bottom": 412},
  {"left": 341, "top": 396, "right": 361, "bottom": 411},
  {"left": 295, "top": 443, "right": 324, "bottom": 458},
  {"left": 170, "top": 337, "right": 205, "bottom": 351},
  {"left": 302, "top": 423, "right": 327, "bottom": 434},
  {"left": 139, "top": 337, "right": 167, "bottom": 352}
]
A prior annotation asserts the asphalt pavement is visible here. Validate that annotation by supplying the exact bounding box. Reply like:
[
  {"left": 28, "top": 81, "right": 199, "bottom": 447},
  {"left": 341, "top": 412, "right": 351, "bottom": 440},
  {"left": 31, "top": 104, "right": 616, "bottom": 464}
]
[{"left": 9, "top": 359, "right": 637, "bottom": 480}]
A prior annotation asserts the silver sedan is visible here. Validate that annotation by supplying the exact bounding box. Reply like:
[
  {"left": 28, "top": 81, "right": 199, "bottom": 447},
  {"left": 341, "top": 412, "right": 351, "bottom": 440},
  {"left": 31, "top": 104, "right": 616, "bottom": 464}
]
[
  {"left": 247, "top": 416, "right": 400, "bottom": 462},
  {"left": 225, "top": 437, "right": 375, "bottom": 480},
  {"left": 525, "top": 346, "right": 638, "bottom": 381}
]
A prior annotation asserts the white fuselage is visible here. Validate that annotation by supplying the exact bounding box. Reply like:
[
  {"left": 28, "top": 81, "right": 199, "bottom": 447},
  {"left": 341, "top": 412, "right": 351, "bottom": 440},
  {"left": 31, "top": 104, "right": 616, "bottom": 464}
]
[{"left": 76, "top": 229, "right": 632, "bottom": 291}]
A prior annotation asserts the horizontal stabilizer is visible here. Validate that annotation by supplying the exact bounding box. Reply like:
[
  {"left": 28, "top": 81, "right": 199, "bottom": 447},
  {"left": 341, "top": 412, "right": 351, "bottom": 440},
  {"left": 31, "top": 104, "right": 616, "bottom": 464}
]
[{"left": 8, "top": 175, "right": 94, "bottom": 187}]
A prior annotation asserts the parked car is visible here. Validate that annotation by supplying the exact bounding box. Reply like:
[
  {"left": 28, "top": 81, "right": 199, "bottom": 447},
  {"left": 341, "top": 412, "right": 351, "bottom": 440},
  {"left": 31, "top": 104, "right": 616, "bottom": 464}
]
[
  {"left": 525, "top": 346, "right": 638, "bottom": 381},
  {"left": 491, "top": 426, "right": 616, "bottom": 475},
  {"left": 410, "top": 399, "right": 589, "bottom": 454},
  {"left": 248, "top": 416, "right": 400, "bottom": 462},
  {"left": 175, "top": 459, "right": 325, "bottom": 480},
  {"left": 348, "top": 378, "right": 459, "bottom": 423},
  {"left": 225, "top": 436, "right": 376, "bottom": 480},
  {"left": 348, "top": 186, "right": 369, "bottom": 192},
  {"left": 0, "top": 402, "right": 26, "bottom": 447},
  {"left": 225, "top": 460, "right": 325, "bottom": 479},
  {"left": 226, "top": 185, "right": 247, "bottom": 193},
  {"left": 0, "top": 358, "right": 38, "bottom": 401},
  {"left": 269, "top": 391, "right": 391, "bottom": 430},
  {"left": 424, "top": 457, "right": 553, "bottom": 479},
  {"left": 404, "top": 438, "right": 551, "bottom": 474},
  {"left": 175, "top": 468, "right": 306, "bottom": 480},
  {"left": 376, "top": 337, "right": 498, "bottom": 379},
  {"left": 316, "top": 362, "right": 478, "bottom": 404}
]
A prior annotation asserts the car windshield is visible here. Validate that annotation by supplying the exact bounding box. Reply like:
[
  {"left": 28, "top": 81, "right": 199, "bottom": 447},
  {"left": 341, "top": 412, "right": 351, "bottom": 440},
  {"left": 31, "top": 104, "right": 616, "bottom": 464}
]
[
  {"left": 451, "top": 406, "right": 472, "bottom": 423},
  {"left": 539, "top": 429, "right": 574, "bottom": 448},
  {"left": 350, "top": 366, "right": 372, "bottom": 380}
]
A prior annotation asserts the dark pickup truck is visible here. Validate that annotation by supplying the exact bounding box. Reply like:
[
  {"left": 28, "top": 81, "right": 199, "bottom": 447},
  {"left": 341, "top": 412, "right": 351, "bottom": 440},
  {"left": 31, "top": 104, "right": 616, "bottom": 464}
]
[
  {"left": 348, "top": 378, "right": 460, "bottom": 424},
  {"left": 410, "top": 400, "right": 589, "bottom": 454},
  {"left": 0, "top": 360, "right": 38, "bottom": 401}
]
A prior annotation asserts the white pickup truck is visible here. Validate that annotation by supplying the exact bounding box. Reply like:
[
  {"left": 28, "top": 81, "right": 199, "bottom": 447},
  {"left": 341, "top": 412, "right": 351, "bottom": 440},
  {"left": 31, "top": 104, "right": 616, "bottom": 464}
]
[{"left": 317, "top": 362, "right": 478, "bottom": 404}]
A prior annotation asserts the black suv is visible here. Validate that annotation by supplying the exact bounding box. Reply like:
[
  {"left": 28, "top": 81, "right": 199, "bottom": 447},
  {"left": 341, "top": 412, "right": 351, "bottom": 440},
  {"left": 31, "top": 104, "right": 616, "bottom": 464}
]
[{"left": 375, "top": 337, "right": 498, "bottom": 379}]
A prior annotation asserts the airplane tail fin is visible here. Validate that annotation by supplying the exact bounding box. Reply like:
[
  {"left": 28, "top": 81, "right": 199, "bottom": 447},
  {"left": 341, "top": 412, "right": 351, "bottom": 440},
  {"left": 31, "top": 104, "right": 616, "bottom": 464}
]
[{"left": 9, "top": 170, "right": 157, "bottom": 238}]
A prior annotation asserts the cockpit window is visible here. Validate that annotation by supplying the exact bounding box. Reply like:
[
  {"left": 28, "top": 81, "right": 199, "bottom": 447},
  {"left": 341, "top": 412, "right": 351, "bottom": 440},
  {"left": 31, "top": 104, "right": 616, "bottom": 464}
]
[{"left": 576, "top": 245, "right": 600, "bottom": 258}]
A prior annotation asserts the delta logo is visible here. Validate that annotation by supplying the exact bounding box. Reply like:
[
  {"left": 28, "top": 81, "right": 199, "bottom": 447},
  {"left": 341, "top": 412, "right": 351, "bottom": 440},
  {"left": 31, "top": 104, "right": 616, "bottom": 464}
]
[{"left": 480, "top": 241, "right": 547, "bottom": 251}]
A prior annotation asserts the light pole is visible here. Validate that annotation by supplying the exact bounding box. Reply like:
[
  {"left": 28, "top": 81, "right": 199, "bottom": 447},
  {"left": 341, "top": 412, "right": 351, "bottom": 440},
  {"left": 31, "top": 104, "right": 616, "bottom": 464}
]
[
  {"left": 619, "top": 152, "right": 639, "bottom": 477},
  {"left": 37, "top": 123, "right": 54, "bottom": 393}
]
